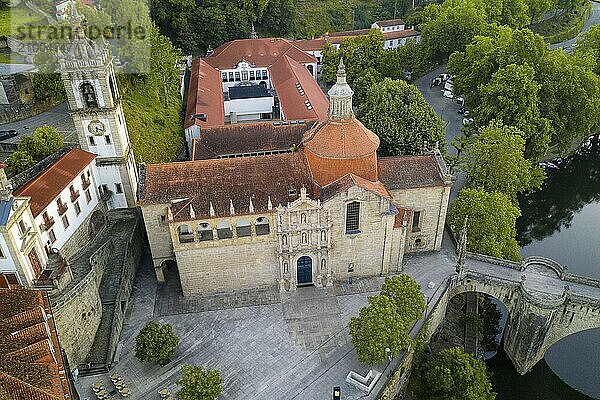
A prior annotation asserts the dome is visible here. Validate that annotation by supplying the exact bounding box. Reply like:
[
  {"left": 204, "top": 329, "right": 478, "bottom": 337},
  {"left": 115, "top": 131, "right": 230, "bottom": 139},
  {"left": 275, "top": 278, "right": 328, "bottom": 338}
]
[{"left": 303, "top": 118, "right": 379, "bottom": 159}]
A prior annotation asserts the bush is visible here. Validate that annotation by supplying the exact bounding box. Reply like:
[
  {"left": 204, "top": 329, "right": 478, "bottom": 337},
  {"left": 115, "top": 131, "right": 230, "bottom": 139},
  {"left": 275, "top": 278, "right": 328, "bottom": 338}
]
[
  {"left": 177, "top": 365, "right": 222, "bottom": 400},
  {"left": 6, "top": 151, "right": 35, "bottom": 175}
]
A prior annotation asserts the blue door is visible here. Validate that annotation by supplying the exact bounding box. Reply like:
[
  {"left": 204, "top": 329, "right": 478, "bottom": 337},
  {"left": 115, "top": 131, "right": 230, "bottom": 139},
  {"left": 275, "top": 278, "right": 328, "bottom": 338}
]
[{"left": 297, "top": 256, "right": 313, "bottom": 285}]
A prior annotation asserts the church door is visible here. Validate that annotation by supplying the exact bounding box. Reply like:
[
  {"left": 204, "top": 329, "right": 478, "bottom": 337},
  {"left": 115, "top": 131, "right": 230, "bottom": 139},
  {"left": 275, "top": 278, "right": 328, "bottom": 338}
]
[{"left": 297, "top": 256, "right": 313, "bottom": 286}]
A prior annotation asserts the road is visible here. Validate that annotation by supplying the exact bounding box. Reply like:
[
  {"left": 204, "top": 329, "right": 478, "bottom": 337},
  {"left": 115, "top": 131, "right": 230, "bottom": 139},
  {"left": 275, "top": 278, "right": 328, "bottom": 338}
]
[
  {"left": 550, "top": 0, "right": 600, "bottom": 51},
  {"left": 0, "top": 102, "right": 77, "bottom": 144}
]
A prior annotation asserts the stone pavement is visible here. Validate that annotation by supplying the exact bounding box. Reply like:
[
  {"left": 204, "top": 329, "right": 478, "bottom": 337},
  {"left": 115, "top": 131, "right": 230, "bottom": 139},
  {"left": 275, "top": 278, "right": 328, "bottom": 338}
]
[{"left": 75, "top": 239, "right": 459, "bottom": 400}]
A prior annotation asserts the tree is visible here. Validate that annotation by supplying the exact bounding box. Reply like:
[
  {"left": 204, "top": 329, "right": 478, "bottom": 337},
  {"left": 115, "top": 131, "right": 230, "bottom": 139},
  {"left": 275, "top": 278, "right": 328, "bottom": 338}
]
[
  {"left": 380, "top": 275, "right": 426, "bottom": 323},
  {"left": 176, "top": 365, "right": 222, "bottom": 400},
  {"left": 320, "top": 43, "right": 341, "bottom": 85},
  {"left": 135, "top": 320, "right": 179, "bottom": 365},
  {"left": 448, "top": 188, "right": 521, "bottom": 261},
  {"left": 475, "top": 63, "right": 551, "bottom": 159},
  {"left": 420, "top": 0, "right": 491, "bottom": 62},
  {"left": 6, "top": 151, "right": 35, "bottom": 175},
  {"left": 31, "top": 126, "right": 64, "bottom": 159},
  {"left": 352, "top": 67, "right": 382, "bottom": 108},
  {"left": 358, "top": 78, "right": 445, "bottom": 156},
  {"left": 464, "top": 120, "right": 544, "bottom": 201},
  {"left": 577, "top": 24, "right": 600, "bottom": 74},
  {"left": 524, "top": 0, "right": 555, "bottom": 23},
  {"left": 425, "top": 347, "right": 496, "bottom": 400},
  {"left": 31, "top": 50, "right": 66, "bottom": 103},
  {"left": 349, "top": 295, "right": 413, "bottom": 365}
]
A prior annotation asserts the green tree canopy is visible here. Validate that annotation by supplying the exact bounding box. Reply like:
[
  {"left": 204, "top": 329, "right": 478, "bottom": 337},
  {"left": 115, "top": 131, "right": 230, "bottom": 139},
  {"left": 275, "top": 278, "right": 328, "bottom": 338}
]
[
  {"left": 464, "top": 120, "right": 544, "bottom": 201},
  {"left": 577, "top": 23, "right": 600, "bottom": 74},
  {"left": 176, "top": 365, "right": 222, "bottom": 400},
  {"left": 349, "top": 294, "right": 413, "bottom": 365},
  {"left": 134, "top": 320, "right": 179, "bottom": 365},
  {"left": 448, "top": 188, "right": 521, "bottom": 261},
  {"left": 352, "top": 67, "right": 383, "bottom": 108},
  {"left": 358, "top": 78, "right": 445, "bottom": 156},
  {"left": 31, "top": 126, "right": 64, "bottom": 159},
  {"left": 475, "top": 63, "right": 551, "bottom": 159},
  {"left": 380, "top": 275, "right": 426, "bottom": 323},
  {"left": 425, "top": 347, "right": 496, "bottom": 400},
  {"left": 6, "top": 151, "right": 35, "bottom": 175}
]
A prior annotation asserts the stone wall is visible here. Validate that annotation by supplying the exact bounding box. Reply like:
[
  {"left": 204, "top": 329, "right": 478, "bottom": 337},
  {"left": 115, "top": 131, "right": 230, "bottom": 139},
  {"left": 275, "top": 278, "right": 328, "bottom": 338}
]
[
  {"left": 59, "top": 203, "right": 106, "bottom": 260},
  {"left": 52, "top": 239, "right": 112, "bottom": 367},
  {"left": 388, "top": 185, "right": 449, "bottom": 253},
  {"left": 140, "top": 203, "right": 174, "bottom": 280}
]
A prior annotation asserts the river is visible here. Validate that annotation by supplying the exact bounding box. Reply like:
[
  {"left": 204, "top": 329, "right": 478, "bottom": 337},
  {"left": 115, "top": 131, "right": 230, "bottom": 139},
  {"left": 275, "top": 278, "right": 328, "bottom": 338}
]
[{"left": 486, "top": 135, "right": 600, "bottom": 399}]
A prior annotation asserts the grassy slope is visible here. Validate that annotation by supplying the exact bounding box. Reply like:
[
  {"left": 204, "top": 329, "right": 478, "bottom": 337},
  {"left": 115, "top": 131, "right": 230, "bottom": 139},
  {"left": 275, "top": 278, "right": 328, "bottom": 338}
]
[
  {"left": 122, "top": 79, "right": 184, "bottom": 164},
  {"left": 294, "top": 0, "right": 361, "bottom": 37},
  {"left": 0, "top": 6, "right": 45, "bottom": 37}
]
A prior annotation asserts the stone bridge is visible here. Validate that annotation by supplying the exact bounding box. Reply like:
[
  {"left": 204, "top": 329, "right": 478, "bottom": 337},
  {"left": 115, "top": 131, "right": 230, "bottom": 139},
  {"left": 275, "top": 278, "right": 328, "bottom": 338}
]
[{"left": 442, "top": 253, "right": 600, "bottom": 374}]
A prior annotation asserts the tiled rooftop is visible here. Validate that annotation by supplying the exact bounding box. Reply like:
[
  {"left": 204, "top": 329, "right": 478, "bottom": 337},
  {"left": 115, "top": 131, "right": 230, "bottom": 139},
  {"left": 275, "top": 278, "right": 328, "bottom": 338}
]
[{"left": 378, "top": 154, "right": 446, "bottom": 189}]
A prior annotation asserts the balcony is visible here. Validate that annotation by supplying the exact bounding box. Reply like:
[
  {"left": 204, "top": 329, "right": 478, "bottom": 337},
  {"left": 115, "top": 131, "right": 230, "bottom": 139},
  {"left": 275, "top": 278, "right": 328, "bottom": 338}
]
[
  {"left": 82, "top": 177, "right": 91, "bottom": 190},
  {"left": 70, "top": 189, "right": 80, "bottom": 202},
  {"left": 33, "top": 253, "right": 73, "bottom": 294},
  {"left": 42, "top": 216, "right": 55, "bottom": 231},
  {"left": 99, "top": 187, "right": 113, "bottom": 202},
  {"left": 57, "top": 201, "right": 68, "bottom": 216}
]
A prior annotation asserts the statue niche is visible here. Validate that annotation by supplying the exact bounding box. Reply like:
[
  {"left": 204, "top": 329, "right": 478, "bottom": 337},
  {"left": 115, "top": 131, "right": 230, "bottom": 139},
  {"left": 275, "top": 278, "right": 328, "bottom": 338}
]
[{"left": 80, "top": 81, "right": 98, "bottom": 108}]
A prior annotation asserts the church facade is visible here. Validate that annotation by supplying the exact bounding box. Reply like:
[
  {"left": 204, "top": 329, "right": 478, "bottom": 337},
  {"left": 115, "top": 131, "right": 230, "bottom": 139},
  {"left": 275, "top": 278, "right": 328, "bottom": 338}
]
[{"left": 139, "top": 61, "right": 451, "bottom": 296}]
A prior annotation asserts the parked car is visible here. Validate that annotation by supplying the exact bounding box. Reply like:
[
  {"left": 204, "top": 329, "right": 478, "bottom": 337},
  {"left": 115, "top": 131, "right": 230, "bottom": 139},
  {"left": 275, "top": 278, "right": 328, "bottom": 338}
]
[
  {"left": 438, "top": 73, "right": 450, "bottom": 81},
  {"left": 456, "top": 96, "right": 465, "bottom": 106},
  {"left": 462, "top": 117, "right": 474, "bottom": 126},
  {"left": 458, "top": 107, "right": 466, "bottom": 114},
  {"left": 0, "top": 130, "right": 18, "bottom": 141},
  {"left": 442, "top": 90, "right": 454, "bottom": 99},
  {"left": 430, "top": 77, "right": 442, "bottom": 88},
  {"left": 444, "top": 81, "right": 454, "bottom": 92}
]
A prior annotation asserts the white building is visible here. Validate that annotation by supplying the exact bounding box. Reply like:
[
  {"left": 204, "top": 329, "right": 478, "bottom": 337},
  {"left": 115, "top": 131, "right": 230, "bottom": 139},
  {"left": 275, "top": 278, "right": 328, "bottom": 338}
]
[{"left": 14, "top": 148, "right": 100, "bottom": 253}]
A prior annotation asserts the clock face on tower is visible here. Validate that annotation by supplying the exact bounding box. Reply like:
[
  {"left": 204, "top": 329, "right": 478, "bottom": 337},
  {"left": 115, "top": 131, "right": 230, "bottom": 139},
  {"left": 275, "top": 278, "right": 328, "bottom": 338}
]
[{"left": 88, "top": 120, "right": 106, "bottom": 136}]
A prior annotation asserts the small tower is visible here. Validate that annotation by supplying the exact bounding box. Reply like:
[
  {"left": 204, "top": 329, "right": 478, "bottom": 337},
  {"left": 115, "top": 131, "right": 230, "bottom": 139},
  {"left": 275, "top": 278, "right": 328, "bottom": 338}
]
[
  {"left": 58, "top": 7, "right": 138, "bottom": 209},
  {"left": 250, "top": 23, "right": 258, "bottom": 39},
  {"left": 327, "top": 59, "right": 354, "bottom": 119}
]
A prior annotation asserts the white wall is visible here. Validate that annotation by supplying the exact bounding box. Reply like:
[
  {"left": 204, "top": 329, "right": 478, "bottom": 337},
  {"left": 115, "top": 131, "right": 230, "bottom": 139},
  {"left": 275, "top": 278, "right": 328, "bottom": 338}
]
[
  {"left": 96, "top": 163, "right": 128, "bottom": 209},
  {"left": 35, "top": 164, "right": 100, "bottom": 251},
  {"left": 0, "top": 234, "right": 16, "bottom": 275},
  {"left": 224, "top": 97, "right": 274, "bottom": 121}
]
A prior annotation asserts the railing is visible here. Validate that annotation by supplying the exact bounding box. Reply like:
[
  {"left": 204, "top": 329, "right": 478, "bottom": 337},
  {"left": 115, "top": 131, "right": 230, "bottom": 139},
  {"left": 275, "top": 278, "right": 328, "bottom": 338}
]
[
  {"left": 100, "top": 189, "right": 113, "bottom": 202},
  {"left": 82, "top": 177, "right": 91, "bottom": 190},
  {"left": 42, "top": 216, "right": 55, "bottom": 230},
  {"left": 70, "top": 189, "right": 80, "bottom": 202},
  {"left": 57, "top": 201, "right": 68, "bottom": 216}
]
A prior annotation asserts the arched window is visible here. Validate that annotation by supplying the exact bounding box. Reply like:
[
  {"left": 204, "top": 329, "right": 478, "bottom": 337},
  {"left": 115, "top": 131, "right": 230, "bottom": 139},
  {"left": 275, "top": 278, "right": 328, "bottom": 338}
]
[
  {"left": 216, "top": 221, "right": 233, "bottom": 239},
  {"left": 301, "top": 232, "right": 308, "bottom": 244},
  {"left": 300, "top": 213, "right": 307, "bottom": 224},
  {"left": 80, "top": 82, "right": 98, "bottom": 108},
  {"left": 177, "top": 224, "right": 194, "bottom": 243},
  {"left": 321, "top": 230, "right": 327, "bottom": 242},
  {"left": 321, "top": 258, "right": 326, "bottom": 271},
  {"left": 236, "top": 219, "right": 252, "bottom": 237},
  {"left": 197, "top": 222, "right": 213, "bottom": 241},
  {"left": 282, "top": 235, "right": 288, "bottom": 246},
  {"left": 345, "top": 201, "right": 360, "bottom": 234},
  {"left": 256, "top": 217, "right": 270, "bottom": 235}
]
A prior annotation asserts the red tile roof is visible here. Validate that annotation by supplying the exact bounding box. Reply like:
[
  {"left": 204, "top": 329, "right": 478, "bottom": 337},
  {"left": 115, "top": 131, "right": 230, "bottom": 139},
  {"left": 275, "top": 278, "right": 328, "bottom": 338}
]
[
  {"left": 374, "top": 19, "right": 406, "bottom": 27},
  {"left": 185, "top": 58, "right": 225, "bottom": 129},
  {"left": 303, "top": 118, "right": 379, "bottom": 159},
  {"left": 0, "top": 287, "right": 73, "bottom": 400},
  {"left": 14, "top": 148, "right": 96, "bottom": 217},
  {"left": 378, "top": 154, "right": 446, "bottom": 189},
  {"left": 191, "top": 121, "right": 315, "bottom": 161},
  {"left": 383, "top": 29, "right": 421, "bottom": 40},
  {"left": 269, "top": 55, "right": 329, "bottom": 121},
  {"left": 205, "top": 38, "right": 317, "bottom": 70},
  {"left": 320, "top": 173, "right": 391, "bottom": 201},
  {"left": 139, "top": 153, "right": 314, "bottom": 219}
]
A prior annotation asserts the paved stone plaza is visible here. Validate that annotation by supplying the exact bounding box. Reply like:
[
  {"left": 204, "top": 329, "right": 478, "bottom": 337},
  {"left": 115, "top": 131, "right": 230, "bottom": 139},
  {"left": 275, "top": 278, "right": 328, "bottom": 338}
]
[{"left": 75, "top": 244, "right": 457, "bottom": 400}]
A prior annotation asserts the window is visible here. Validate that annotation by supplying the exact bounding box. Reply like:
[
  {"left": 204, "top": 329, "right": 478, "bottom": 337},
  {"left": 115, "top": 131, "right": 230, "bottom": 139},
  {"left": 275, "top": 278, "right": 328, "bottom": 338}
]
[
  {"left": 115, "top": 183, "right": 123, "bottom": 194},
  {"left": 216, "top": 221, "right": 233, "bottom": 239},
  {"left": 74, "top": 201, "right": 81, "bottom": 216},
  {"left": 250, "top": 70, "right": 255, "bottom": 80},
  {"left": 80, "top": 81, "right": 98, "bottom": 108},
  {"left": 0, "top": 246, "right": 4, "bottom": 258},
  {"left": 345, "top": 201, "right": 360, "bottom": 233},
  {"left": 105, "top": 135, "right": 111, "bottom": 145},
  {"left": 62, "top": 215, "right": 70, "bottom": 229},
  {"left": 160, "top": 215, "right": 166, "bottom": 224},
  {"left": 236, "top": 220, "right": 251, "bottom": 237},
  {"left": 262, "top": 70, "right": 268, "bottom": 80},
  {"left": 88, "top": 136, "right": 96, "bottom": 146},
  {"left": 48, "top": 229, "right": 57, "bottom": 244},
  {"left": 85, "top": 189, "right": 92, "bottom": 203},
  {"left": 178, "top": 224, "right": 194, "bottom": 243},
  {"left": 234, "top": 72, "right": 241, "bottom": 81},
  {"left": 228, "top": 72, "right": 234, "bottom": 81},
  {"left": 222, "top": 72, "right": 227, "bottom": 82},
  {"left": 321, "top": 230, "right": 327, "bottom": 242},
  {"left": 18, "top": 220, "right": 27, "bottom": 236},
  {"left": 301, "top": 232, "right": 308, "bottom": 244},
  {"left": 256, "top": 217, "right": 270, "bottom": 235},
  {"left": 348, "top": 263, "right": 354, "bottom": 273},
  {"left": 412, "top": 211, "right": 421, "bottom": 231},
  {"left": 241, "top": 71, "right": 249, "bottom": 81},
  {"left": 198, "top": 222, "right": 213, "bottom": 241}
]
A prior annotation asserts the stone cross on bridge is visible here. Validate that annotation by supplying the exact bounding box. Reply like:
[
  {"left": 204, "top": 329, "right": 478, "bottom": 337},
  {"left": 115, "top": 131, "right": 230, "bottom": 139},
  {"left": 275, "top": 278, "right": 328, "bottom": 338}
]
[{"left": 442, "top": 253, "right": 600, "bottom": 374}]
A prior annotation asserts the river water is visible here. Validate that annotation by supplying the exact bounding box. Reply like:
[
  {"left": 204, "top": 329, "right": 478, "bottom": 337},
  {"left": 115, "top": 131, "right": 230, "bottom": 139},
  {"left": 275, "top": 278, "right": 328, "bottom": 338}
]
[{"left": 486, "top": 135, "right": 600, "bottom": 399}]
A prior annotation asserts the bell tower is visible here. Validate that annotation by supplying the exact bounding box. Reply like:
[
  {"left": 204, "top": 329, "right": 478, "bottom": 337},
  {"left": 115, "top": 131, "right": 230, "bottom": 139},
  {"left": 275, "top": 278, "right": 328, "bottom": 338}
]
[{"left": 57, "top": 8, "right": 138, "bottom": 209}]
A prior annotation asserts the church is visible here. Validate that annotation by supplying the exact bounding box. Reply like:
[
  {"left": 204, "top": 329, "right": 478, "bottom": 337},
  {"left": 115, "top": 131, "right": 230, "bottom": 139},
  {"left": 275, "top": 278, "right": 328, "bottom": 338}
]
[{"left": 139, "top": 60, "right": 452, "bottom": 296}]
